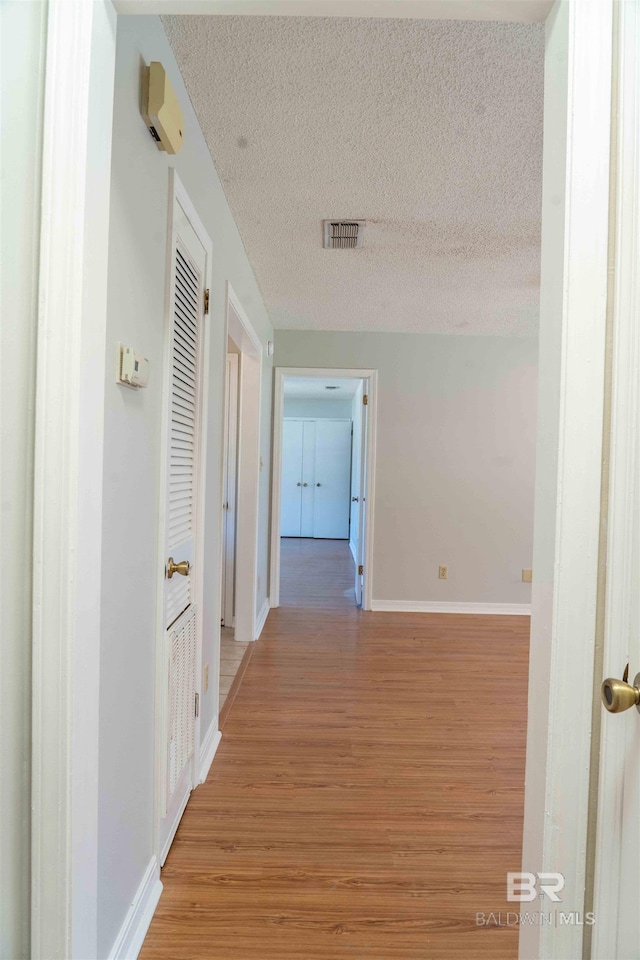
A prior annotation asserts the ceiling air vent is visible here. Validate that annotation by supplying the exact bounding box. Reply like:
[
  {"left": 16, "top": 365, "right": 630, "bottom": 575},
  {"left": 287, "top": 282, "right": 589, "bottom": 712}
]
[{"left": 323, "top": 220, "right": 365, "bottom": 249}]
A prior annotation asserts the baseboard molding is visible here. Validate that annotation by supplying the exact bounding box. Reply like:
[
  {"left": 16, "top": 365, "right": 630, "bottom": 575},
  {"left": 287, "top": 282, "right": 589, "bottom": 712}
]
[
  {"left": 349, "top": 538, "right": 357, "bottom": 562},
  {"left": 370, "top": 600, "right": 531, "bottom": 616},
  {"left": 199, "top": 721, "right": 222, "bottom": 784},
  {"left": 108, "top": 856, "right": 163, "bottom": 960},
  {"left": 255, "top": 597, "right": 270, "bottom": 639},
  {"left": 159, "top": 788, "right": 190, "bottom": 866}
]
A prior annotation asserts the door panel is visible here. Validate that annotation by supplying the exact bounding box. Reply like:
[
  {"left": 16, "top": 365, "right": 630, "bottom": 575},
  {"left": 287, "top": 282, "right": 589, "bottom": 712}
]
[
  {"left": 313, "top": 420, "right": 352, "bottom": 539},
  {"left": 221, "top": 353, "right": 238, "bottom": 626},
  {"left": 592, "top": 3, "right": 640, "bottom": 953},
  {"left": 159, "top": 199, "right": 206, "bottom": 863},
  {"left": 300, "top": 421, "right": 316, "bottom": 537},
  {"left": 281, "top": 420, "right": 303, "bottom": 536},
  {"left": 355, "top": 396, "right": 368, "bottom": 606}
]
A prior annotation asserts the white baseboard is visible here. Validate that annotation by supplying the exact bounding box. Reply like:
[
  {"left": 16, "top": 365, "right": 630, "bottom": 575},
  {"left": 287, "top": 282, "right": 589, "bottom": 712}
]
[
  {"left": 199, "top": 721, "right": 222, "bottom": 784},
  {"left": 108, "top": 856, "right": 163, "bottom": 960},
  {"left": 370, "top": 600, "right": 531, "bottom": 616},
  {"left": 255, "top": 597, "right": 270, "bottom": 639},
  {"left": 349, "top": 538, "right": 357, "bottom": 562}
]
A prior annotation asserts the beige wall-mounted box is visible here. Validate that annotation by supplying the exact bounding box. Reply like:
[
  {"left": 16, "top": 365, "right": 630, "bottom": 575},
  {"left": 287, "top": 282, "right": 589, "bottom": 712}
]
[{"left": 142, "top": 61, "right": 184, "bottom": 155}]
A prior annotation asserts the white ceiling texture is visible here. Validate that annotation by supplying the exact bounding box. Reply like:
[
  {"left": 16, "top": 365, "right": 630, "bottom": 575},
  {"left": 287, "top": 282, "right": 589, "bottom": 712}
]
[{"left": 163, "top": 15, "right": 544, "bottom": 335}]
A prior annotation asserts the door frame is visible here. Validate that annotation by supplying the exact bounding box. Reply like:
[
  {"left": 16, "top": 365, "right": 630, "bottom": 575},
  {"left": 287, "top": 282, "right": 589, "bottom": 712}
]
[
  {"left": 270, "top": 367, "right": 378, "bottom": 610},
  {"left": 221, "top": 352, "right": 239, "bottom": 627},
  {"left": 30, "top": 2, "right": 117, "bottom": 957},
  {"left": 519, "top": 2, "right": 613, "bottom": 958},
  {"left": 223, "top": 283, "right": 263, "bottom": 645},
  {"left": 153, "top": 169, "right": 212, "bottom": 866},
  {"left": 31, "top": 2, "right": 618, "bottom": 956}
]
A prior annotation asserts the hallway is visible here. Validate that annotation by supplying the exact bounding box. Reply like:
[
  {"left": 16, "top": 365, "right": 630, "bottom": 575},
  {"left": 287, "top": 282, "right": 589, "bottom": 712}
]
[{"left": 141, "top": 540, "right": 529, "bottom": 960}]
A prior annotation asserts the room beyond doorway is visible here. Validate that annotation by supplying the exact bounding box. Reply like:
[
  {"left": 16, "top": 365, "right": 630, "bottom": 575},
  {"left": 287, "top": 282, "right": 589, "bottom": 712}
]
[{"left": 270, "top": 367, "right": 378, "bottom": 611}]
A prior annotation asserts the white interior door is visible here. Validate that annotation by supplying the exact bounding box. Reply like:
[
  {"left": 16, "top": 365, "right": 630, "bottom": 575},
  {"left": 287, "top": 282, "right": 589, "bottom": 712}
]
[
  {"left": 221, "top": 352, "right": 238, "bottom": 627},
  {"left": 355, "top": 393, "right": 368, "bottom": 605},
  {"left": 300, "top": 420, "right": 316, "bottom": 537},
  {"left": 158, "top": 195, "right": 207, "bottom": 864},
  {"left": 592, "top": 3, "right": 640, "bottom": 954},
  {"left": 312, "top": 420, "right": 352, "bottom": 539},
  {"left": 350, "top": 384, "right": 363, "bottom": 563},
  {"left": 281, "top": 419, "right": 303, "bottom": 536}
]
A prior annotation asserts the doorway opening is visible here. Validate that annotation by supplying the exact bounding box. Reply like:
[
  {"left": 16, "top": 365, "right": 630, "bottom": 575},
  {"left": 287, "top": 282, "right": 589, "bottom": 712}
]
[
  {"left": 270, "top": 367, "right": 377, "bottom": 611},
  {"left": 216, "top": 285, "right": 262, "bottom": 725}
]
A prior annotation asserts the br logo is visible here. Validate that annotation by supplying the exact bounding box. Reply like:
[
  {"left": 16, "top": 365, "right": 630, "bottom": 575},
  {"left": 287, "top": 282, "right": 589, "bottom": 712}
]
[{"left": 507, "top": 872, "right": 565, "bottom": 903}]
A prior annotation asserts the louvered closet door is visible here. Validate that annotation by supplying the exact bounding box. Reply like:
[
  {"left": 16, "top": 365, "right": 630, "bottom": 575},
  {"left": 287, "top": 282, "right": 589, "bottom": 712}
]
[{"left": 159, "top": 199, "right": 207, "bottom": 865}]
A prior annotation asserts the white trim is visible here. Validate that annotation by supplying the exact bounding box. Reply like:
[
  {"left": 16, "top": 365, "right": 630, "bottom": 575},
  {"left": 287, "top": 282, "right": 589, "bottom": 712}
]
[
  {"left": 159, "top": 789, "right": 190, "bottom": 867},
  {"left": 255, "top": 597, "right": 270, "bottom": 639},
  {"left": 270, "top": 367, "right": 377, "bottom": 611},
  {"left": 223, "top": 284, "right": 263, "bottom": 646},
  {"left": 113, "top": 0, "right": 553, "bottom": 25},
  {"left": 221, "top": 353, "right": 239, "bottom": 627},
  {"left": 520, "top": 3, "right": 613, "bottom": 958},
  {"left": 198, "top": 723, "right": 223, "bottom": 784},
  {"left": 370, "top": 600, "right": 531, "bottom": 616},
  {"left": 107, "top": 858, "right": 163, "bottom": 960},
  {"left": 592, "top": 2, "right": 640, "bottom": 955},
  {"left": 153, "top": 169, "right": 213, "bottom": 865},
  {"left": 31, "top": 3, "right": 116, "bottom": 957},
  {"left": 349, "top": 538, "right": 357, "bottom": 562}
]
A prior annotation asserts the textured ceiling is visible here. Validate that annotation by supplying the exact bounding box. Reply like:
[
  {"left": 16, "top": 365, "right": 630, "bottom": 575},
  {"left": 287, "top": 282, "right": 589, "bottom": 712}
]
[
  {"left": 284, "top": 376, "right": 361, "bottom": 399},
  {"left": 163, "top": 15, "right": 544, "bottom": 335}
]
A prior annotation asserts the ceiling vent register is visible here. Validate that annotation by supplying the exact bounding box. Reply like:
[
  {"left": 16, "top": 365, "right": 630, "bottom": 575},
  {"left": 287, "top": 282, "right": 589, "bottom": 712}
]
[{"left": 323, "top": 220, "right": 365, "bottom": 249}]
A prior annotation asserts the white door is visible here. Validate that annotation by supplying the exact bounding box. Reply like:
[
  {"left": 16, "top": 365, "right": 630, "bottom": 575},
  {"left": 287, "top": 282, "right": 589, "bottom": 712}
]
[
  {"left": 592, "top": 2, "right": 640, "bottom": 954},
  {"left": 300, "top": 421, "right": 316, "bottom": 537},
  {"left": 354, "top": 392, "right": 368, "bottom": 605},
  {"left": 280, "top": 419, "right": 303, "bottom": 536},
  {"left": 221, "top": 352, "right": 238, "bottom": 627},
  {"left": 158, "top": 194, "right": 207, "bottom": 864},
  {"left": 350, "top": 384, "right": 363, "bottom": 562},
  {"left": 313, "top": 420, "right": 352, "bottom": 539}
]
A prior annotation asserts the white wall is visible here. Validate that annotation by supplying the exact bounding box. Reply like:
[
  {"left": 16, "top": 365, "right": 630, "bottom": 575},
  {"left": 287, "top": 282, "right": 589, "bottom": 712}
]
[
  {"left": 283, "top": 398, "right": 352, "bottom": 418},
  {"left": 0, "top": 3, "right": 46, "bottom": 956},
  {"left": 276, "top": 330, "right": 537, "bottom": 607},
  {"left": 98, "top": 15, "right": 272, "bottom": 956}
]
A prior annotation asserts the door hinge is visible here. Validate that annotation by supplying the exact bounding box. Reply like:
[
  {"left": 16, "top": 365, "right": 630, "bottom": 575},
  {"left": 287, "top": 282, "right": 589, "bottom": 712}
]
[
  {"left": 204, "top": 289, "right": 210, "bottom": 315},
  {"left": 363, "top": 394, "right": 368, "bottom": 406},
  {"left": 195, "top": 692, "right": 200, "bottom": 718},
  {"left": 358, "top": 564, "right": 364, "bottom": 576}
]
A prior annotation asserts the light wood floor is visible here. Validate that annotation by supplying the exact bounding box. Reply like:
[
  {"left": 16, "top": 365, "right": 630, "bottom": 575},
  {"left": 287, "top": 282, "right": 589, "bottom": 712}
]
[
  {"left": 220, "top": 627, "right": 251, "bottom": 709},
  {"left": 142, "top": 539, "right": 529, "bottom": 960}
]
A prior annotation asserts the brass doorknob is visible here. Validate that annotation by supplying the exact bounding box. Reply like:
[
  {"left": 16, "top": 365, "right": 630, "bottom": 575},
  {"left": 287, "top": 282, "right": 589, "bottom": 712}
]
[
  {"left": 601, "top": 673, "right": 640, "bottom": 714},
  {"left": 167, "top": 557, "right": 190, "bottom": 579}
]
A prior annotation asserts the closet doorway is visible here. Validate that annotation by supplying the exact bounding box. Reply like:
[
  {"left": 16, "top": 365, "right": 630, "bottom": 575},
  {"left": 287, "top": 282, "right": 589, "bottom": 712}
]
[{"left": 270, "top": 368, "right": 377, "bottom": 610}]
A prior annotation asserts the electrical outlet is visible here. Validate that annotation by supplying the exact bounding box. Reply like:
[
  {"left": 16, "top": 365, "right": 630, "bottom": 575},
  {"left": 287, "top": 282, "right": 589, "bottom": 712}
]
[
  {"left": 522, "top": 568, "right": 533, "bottom": 583},
  {"left": 204, "top": 664, "right": 209, "bottom": 692},
  {"left": 438, "top": 565, "right": 448, "bottom": 580}
]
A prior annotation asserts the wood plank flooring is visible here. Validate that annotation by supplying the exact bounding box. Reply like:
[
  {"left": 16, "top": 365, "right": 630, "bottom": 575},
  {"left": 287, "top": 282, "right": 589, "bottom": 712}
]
[{"left": 141, "top": 539, "right": 529, "bottom": 960}]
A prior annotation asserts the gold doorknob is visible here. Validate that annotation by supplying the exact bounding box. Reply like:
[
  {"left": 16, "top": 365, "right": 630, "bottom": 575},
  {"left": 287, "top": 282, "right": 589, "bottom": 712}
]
[
  {"left": 166, "top": 557, "right": 190, "bottom": 579},
  {"left": 601, "top": 673, "right": 640, "bottom": 714}
]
